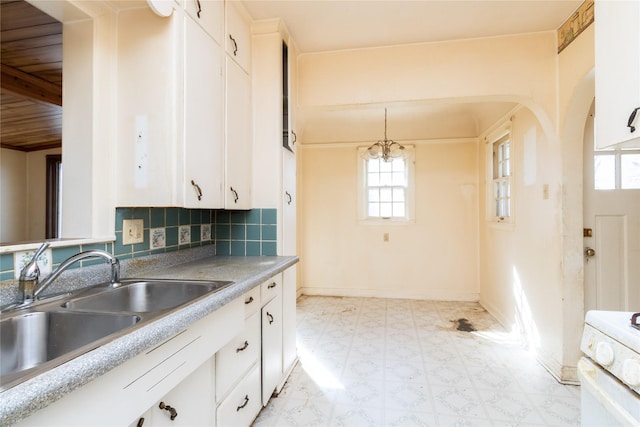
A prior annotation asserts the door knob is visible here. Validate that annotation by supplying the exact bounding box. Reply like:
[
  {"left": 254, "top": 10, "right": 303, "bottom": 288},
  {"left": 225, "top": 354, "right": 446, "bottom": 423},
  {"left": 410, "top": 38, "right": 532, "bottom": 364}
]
[{"left": 585, "top": 247, "right": 596, "bottom": 257}]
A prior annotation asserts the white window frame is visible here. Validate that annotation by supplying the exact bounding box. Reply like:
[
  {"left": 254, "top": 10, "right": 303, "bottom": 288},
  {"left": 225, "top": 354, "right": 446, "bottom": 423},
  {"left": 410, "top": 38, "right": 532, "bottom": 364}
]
[
  {"left": 357, "top": 146, "right": 414, "bottom": 224},
  {"left": 486, "top": 123, "right": 514, "bottom": 226}
]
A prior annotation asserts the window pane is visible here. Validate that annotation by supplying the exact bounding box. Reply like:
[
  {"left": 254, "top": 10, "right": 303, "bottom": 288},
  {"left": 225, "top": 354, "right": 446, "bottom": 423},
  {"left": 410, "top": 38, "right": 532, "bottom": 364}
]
[
  {"left": 393, "top": 188, "right": 405, "bottom": 201},
  {"left": 594, "top": 155, "right": 615, "bottom": 190},
  {"left": 380, "top": 172, "right": 392, "bottom": 186},
  {"left": 391, "top": 171, "right": 404, "bottom": 185},
  {"left": 368, "top": 173, "right": 379, "bottom": 186},
  {"left": 392, "top": 159, "right": 405, "bottom": 172},
  {"left": 380, "top": 203, "right": 392, "bottom": 217},
  {"left": 368, "top": 203, "right": 379, "bottom": 217},
  {"left": 380, "top": 161, "right": 392, "bottom": 173},
  {"left": 393, "top": 203, "right": 405, "bottom": 217},
  {"left": 369, "top": 189, "right": 379, "bottom": 202},
  {"left": 621, "top": 154, "right": 640, "bottom": 189},
  {"left": 368, "top": 159, "right": 379, "bottom": 172},
  {"left": 380, "top": 188, "right": 392, "bottom": 202}
]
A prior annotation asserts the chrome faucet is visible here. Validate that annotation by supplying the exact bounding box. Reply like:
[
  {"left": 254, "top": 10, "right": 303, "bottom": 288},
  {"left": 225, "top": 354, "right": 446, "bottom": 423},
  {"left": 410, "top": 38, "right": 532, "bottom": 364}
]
[
  {"left": 18, "top": 242, "right": 50, "bottom": 303},
  {"left": 19, "top": 247, "right": 120, "bottom": 305}
]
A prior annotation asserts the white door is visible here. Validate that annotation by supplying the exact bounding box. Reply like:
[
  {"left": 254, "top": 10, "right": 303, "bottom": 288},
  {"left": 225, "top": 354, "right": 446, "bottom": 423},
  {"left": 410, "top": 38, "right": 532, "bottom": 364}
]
[{"left": 583, "top": 101, "right": 640, "bottom": 312}]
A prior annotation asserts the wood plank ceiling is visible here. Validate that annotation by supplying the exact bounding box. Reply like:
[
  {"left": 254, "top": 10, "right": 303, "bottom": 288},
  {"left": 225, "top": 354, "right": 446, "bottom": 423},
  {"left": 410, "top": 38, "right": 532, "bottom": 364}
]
[{"left": 1, "top": 0, "right": 62, "bottom": 152}]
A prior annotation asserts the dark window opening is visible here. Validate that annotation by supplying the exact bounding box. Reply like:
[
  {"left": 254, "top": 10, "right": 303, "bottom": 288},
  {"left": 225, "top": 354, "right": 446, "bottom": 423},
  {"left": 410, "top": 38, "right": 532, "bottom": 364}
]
[{"left": 46, "top": 154, "right": 62, "bottom": 238}]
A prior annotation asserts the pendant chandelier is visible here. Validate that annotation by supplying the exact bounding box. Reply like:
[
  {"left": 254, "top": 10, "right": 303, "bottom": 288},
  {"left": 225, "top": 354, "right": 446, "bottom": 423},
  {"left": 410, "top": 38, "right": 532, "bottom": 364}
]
[{"left": 366, "top": 108, "right": 405, "bottom": 162}]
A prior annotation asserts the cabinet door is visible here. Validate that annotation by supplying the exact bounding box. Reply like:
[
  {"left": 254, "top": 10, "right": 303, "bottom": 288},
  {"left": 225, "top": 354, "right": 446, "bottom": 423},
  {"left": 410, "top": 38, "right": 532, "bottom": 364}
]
[
  {"left": 261, "top": 296, "right": 283, "bottom": 405},
  {"left": 283, "top": 149, "right": 296, "bottom": 256},
  {"left": 184, "top": 16, "right": 225, "bottom": 208},
  {"left": 225, "top": 1, "right": 251, "bottom": 73},
  {"left": 215, "top": 311, "right": 261, "bottom": 402},
  {"left": 184, "top": 0, "right": 223, "bottom": 44},
  {"left": 225, "top": 59, "right": 252, "bottom": 209},
  {"left": 281, "top": 266, "right": 298, "bottom": 384},
  {"left": 150, "top": 359, "right": 214, "bottom": 427},
  {"left": 115, "top": 7, "right": 178, "bottom": 207},
  {"left": 595, "top": 0, "right": 640, "bottom": 148}
]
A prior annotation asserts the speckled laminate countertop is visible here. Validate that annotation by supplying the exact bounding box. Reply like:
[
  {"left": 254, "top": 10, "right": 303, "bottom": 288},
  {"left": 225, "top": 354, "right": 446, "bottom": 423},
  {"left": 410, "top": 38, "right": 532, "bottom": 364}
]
[{"left": 0, "top": 255, "right": 298, "bottom": 426}]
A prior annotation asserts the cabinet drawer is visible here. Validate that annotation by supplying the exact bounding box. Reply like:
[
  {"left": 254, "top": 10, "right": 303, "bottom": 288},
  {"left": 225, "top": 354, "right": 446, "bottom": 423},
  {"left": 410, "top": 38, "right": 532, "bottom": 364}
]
[
  {"left": 216, "top": 364, "right": 261, "bottom": 427},
  {"left": 261, "top": 273, "right": 282, "bottom": 305},
  {"left": 243, "top": 286, "right": 260, "bottom": 318},
  {"left": 215, "top": 311, "right": 260, "bottom": 402}
]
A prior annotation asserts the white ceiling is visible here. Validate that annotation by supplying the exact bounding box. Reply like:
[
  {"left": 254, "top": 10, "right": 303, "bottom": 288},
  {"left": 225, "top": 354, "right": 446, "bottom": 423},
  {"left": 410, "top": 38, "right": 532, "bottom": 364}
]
[
  {"left": 241, "top": 0, "right": 582, "bottom": 142},
  {"left": 241, "top": 0, "right": 582, "bottom": 54}
]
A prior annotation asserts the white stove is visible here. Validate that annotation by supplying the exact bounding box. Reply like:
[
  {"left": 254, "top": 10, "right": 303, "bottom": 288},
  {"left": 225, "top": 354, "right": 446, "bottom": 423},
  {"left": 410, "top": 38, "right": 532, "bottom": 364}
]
[{"left": 579, "top": 310, "right": 640, "bottom": 426}]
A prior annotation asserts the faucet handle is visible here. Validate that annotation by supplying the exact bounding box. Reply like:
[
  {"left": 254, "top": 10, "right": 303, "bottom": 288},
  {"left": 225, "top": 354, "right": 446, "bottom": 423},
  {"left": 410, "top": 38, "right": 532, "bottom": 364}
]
[
  {"left": 19, "top": 242, "right": 50, "bottom": 280},
  {"left": 19, "top": 242, "right": 50, "bottom": 304}
]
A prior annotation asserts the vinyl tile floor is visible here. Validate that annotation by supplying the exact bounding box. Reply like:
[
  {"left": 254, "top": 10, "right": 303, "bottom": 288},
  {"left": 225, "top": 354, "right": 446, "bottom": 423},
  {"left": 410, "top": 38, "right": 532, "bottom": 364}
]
[{"left": 253, "top": 296, "right": 581, "bottom": 427}]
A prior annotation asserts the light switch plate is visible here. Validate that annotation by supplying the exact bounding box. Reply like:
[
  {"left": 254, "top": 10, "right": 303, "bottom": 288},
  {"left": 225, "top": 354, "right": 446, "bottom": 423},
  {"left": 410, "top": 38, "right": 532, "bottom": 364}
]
[{"left": 123, "top": 219, "right": 144, "bottom": 245}]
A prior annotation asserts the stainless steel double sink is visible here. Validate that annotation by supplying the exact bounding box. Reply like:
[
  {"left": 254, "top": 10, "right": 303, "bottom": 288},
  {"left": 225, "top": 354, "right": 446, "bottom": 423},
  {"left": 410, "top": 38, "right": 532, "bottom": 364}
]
[{"left": 0, "top": 279, "right": 233, "bottom": 391}]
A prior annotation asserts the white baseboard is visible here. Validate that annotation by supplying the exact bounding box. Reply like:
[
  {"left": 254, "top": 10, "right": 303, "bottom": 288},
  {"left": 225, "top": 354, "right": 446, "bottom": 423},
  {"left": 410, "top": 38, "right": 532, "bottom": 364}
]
[
  {"left": 299, "top": 286, "right": 479, "bottom": 302},
  {"left": 480, "top": 298, "right": 579, "bottom": 385}
]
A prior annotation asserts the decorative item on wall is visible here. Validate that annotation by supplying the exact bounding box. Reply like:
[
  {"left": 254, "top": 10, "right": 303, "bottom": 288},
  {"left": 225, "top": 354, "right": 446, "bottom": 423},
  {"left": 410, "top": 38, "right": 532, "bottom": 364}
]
[
  {"left": 557, "top": 0, "right": 594, "bottom": 53},
  {"left": 366, "top": 108, "right": 406, "bottom": 162}
]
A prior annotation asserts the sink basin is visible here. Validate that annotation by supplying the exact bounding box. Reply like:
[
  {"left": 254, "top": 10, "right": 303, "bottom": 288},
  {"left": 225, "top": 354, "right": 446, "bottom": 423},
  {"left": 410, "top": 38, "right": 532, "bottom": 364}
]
[
  {"left": 0, "top": 311, "right": 139, "bottom": 390},
  {"left": 0, "top": 278, "right": 233, "bottom": 391},
  {"left": 62, "top": 279, "right": 233, "bottom": 313}
]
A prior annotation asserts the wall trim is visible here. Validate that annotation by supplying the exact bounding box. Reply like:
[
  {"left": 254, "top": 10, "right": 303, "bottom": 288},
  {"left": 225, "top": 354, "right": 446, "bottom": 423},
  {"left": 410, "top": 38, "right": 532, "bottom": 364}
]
[
  {"left": 300, "top": 287, "right": 479, "bottom": 302},
  {"left": 299, "top": 137, "right": 478, "bottom": 149}
]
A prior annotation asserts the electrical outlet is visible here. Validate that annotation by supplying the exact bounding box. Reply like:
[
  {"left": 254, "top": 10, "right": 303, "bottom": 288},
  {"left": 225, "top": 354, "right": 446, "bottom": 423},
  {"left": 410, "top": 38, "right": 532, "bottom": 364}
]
[
  {"left": 123, "top": 219, "right": 144, "bottom": 245},
  {"left": 383, "top": 232, "right": 390, "bottom": 242}
]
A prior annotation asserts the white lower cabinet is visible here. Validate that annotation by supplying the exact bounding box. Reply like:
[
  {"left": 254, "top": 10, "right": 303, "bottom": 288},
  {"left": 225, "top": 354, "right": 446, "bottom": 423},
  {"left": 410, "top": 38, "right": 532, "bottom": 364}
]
[
  {"left": 261, "top": 287, "right": 283, "bottom": 405},
  {"left": 281, "top": 265, "right": 297, "bottom": 388},
  {"left": 216, "top": 365, "right": 261, "bottom": 426},
  {"left": 135, "top": 360, "right": 214, "bottom": 427},
  {"left": 215, "top": 311, "right": 260, "bottom": 400},
  {"left": 16, "top": 268, "right": 298, "bottom": 427},
  {"left": 17, "top": 299, "right": 243, "bottom": 427}
]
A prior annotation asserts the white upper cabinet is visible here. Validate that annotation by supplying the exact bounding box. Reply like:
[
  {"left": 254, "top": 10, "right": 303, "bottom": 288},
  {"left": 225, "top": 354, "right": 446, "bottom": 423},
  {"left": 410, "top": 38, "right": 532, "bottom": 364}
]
[
  {"left": 225, "top": 1, "right": 251, "bottom": 73},
  {"left": 183, "top": 14, "right": 225, "bottom": 208},
  {"left": 115, "top": 6, "right": 180, "bottom": 207},
  {"left": 225, "top": 58, "right": 252, "bottom": 209},
  {"left": 595, "top": 0, "right": 640, "bottom": 148},
  {"left": 223, "top": 1, "right": 253, "bottom": 209},
  {"left": 184, "top": 0, "right": 224, "bottom": 44}
]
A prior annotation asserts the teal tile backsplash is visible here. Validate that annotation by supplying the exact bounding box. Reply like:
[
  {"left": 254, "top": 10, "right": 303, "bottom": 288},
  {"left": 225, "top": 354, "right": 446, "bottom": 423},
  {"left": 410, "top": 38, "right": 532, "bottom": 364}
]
[
  {"left": 114, "top": 207, "right": 277, "bottom": 258},
  {"left": 0, "top": 207, "right": 277, "bottom": 281}
]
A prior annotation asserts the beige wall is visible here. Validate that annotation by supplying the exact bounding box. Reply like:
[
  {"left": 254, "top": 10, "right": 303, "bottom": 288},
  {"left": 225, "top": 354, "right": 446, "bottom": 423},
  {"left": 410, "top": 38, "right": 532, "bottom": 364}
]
[
  {"left": 0, "top": 148, "right": 61, "bottom": 243},
  {"left": 300, "top": 140, "right": 479, "bottom": 300},
  {"left": 1, "top": 149, "right": 28, "bottom": 243},
  {"left": 478, "top": 107, "right": 565, "bottom": 377},
  {"left": 298, "top": 32, "right": 558, "bottom": 134}
]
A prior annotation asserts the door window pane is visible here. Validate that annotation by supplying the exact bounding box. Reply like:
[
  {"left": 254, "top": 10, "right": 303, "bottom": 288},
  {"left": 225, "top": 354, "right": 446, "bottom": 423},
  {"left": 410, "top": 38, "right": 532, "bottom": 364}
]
[
  {"left": 621, "top": 154, "right": 640, "bottom": 189},
  {"left": 594, "top": 155, "right": 615, "bottom": 190}
]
